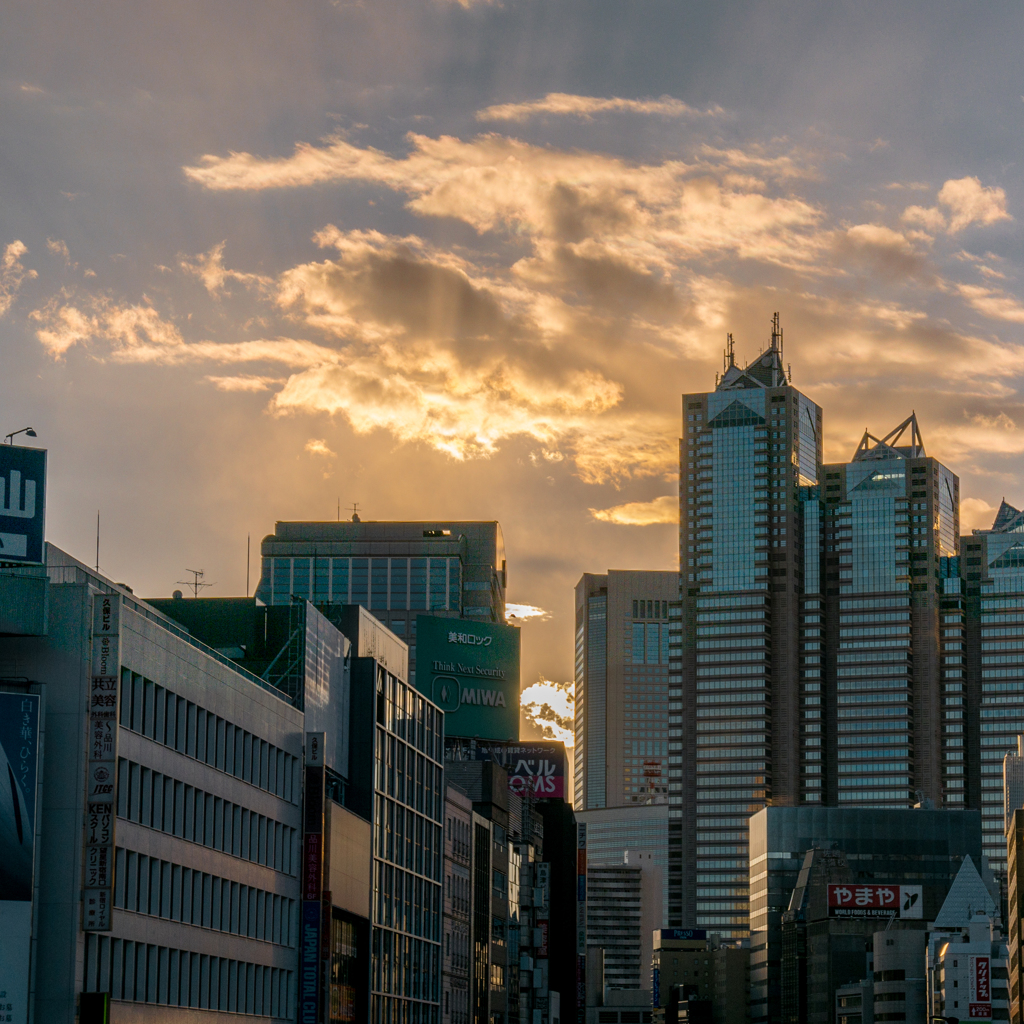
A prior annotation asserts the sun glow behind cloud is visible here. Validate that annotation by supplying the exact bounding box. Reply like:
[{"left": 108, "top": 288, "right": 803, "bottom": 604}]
[{"left": 521, "top": 680, "right": 574, "bottom": 746}]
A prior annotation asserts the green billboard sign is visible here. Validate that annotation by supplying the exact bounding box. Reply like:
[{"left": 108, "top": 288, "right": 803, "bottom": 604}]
[{"left": 415, "top": 616, "right": 520, "bottom": 741}]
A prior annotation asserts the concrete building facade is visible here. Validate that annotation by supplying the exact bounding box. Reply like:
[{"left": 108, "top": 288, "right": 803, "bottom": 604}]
[{"left": 2, "top": 547, "right": 305, "bottom": 1023}]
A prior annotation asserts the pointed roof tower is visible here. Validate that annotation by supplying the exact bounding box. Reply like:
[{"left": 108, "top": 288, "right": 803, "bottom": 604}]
[
  {"left": 933, "top": 855, "right": 998, "bottom": 927},
  {"left": 852, "top": 412, "right": 926, "bottom": 462},
  {"left": 992, "top": 498, "right": 1024, "bottom": 532}
]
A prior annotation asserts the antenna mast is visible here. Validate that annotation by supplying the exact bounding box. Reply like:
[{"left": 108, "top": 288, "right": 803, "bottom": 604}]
[
  {"left": 177, "top": 569, "right": 214, "bottom": 598},
  {"left": 725, "top": 332, "right": 735, "bottom": 370},
  {"left": 771, "top": 312, "right": 783, "bottom": 361}
]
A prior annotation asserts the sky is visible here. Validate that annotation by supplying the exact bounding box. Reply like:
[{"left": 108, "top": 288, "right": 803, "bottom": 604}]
[{"left": 4, "top": 1, "right": 1024, "bottom": 743}]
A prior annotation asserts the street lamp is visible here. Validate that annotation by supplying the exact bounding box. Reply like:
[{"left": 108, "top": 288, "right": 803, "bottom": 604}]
[{"left": 4, "top": 427, "right": 37, "bottom": 444}]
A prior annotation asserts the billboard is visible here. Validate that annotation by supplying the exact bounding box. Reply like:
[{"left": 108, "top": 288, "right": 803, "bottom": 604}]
[
  {"left": 415, "top": 616, "right": 520, "bottom": 741},
  {"left": 827, "top": 883, "right": 922, "bottom": 919},
  {"left": 969, "top": 955, "right": 991, "bottom": 1019},
  {"left": 473, "top": 740, "right": 567, "bottom": 799},
  {"left": 0, "top": 692, "right": 41, "bottom": 1024},
  {"left": 0, "top": 445, "right": 46, "bottom": 564}
]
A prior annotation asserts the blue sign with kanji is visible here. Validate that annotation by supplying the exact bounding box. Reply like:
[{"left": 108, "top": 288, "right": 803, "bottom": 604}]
[{"left": 0, "top": 446, "right": 46, "bottom": 564}]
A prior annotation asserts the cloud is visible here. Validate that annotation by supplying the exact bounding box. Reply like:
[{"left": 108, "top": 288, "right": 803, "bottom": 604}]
[
  {"left": 0, "top": 241, "right": 37, "bottom": 317},
  {"left": 901, "top": 176, "right": 1011, "bottom": 235},
  {"left": 961, "top": 496, "right": 999, "bottom": 533},
  {"left": 840, "top": 223, "right": 928, "bottom": 278},
  {"left": 183, "top": 132, "right": 826, "bottom": 270},
  {"left": 506, "top": 603, "right": 550, "bottom": 619},
  {"left": 957, "top": 284, "right": 1024, "bottom": 324},
  {"left": 938, "top": 176, "right": 1011, "bottom": 232},
  {"left": 476, "top": 93, "right": 721, "bottom": 122},
  {"left": 47, "top": 238, "right": 71, "bottom": 263},
  {"left": 521, "top": 679, "right": 574, "bottom": 746},
  {"left": 901, "top": 204, "right": 946, "bottom": 232},
  {"left": 590, "top": 494, "right": 677, "bottom": 525},
  {"left": 205, "top": 374, "right": 282, "bottom": 391},
  {"left": 304, "top": 438, "right": 336, "bottom": 456},
  {"left": 180, "top": 242, "right": 271, "bottom": 296}
]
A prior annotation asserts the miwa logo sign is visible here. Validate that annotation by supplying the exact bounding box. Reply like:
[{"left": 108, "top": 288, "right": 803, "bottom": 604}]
[{"left": 432, "top": 676, "right": 507, "bottom": 711}]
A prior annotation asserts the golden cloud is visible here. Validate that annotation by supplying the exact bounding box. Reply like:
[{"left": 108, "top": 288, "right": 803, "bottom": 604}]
[
  {"left": 180, "top": 242, "right": 272, "bottom": 296},
  {"left": 590, "top": 494, "right": 677, "bottom": 525},
  {"left": 901, "top": 177, "right": 1011, "bottom": 236},
  {"left": 477, "top": 92, "right": 721, "bottom": 122},
  {"left": 0, "top": 241, "right": 36, "bottom": 318}
]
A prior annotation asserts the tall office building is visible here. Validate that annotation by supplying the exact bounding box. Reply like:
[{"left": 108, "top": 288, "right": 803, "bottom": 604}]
[
  {"left": 818, "top": 414, "right": 960, "bottom": 809},
  {"left": 962, "top": 504, "right": 1024, "bottom": 881},
  {"left": 674, "top": 319, "right": 963, "bottom": 941},
  {"left": 573, "top": 571, "right": 679, "bottom": 814},
  {"left": 254, "top": 519, "right": 507, "bottom": 683},
  {"left": 675, "top": 320, "right": 822, "bottom": 935}
]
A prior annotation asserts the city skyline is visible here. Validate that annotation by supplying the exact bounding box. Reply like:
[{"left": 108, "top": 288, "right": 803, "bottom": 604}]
[{"left": 3, "top": 4, "right": 1024, "bottom": 724}]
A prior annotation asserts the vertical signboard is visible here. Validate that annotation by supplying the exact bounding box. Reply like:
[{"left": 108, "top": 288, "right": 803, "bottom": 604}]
[
  {"left": 576, "top": 823, "right": 586, "bottom": 1024},
  {"left": 969, "top": 955, "right": 991, "bottom": 1019},
  {"left": 0, "top": 692, "right": 41, "bottom": 1024},
  {"left": 0, "top": 445, "right": 46, "bottom": 564},
  {"left": 84, "top": 595, "right": 120, "bottom": 931},
  {"left": 301, "top": 733, "right": 326, "bottom": 1024}
]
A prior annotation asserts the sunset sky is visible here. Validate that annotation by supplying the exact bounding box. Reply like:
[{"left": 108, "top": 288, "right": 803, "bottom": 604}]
[{"left": 4, "top": 1, "right": 1024, "bottom": 741}]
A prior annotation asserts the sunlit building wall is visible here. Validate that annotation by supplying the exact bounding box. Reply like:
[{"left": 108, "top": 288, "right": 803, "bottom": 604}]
[{"left": 573, "top": 571, "right": 680, "bottom": 815}]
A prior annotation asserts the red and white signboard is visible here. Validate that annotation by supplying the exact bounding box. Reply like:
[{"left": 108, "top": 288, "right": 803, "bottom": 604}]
[
  {"left": 969, "top": 955, "right": 991, "bottom": 1018},
  {"left": 827, "top": 883, "right": 923, "bottom": 919}
]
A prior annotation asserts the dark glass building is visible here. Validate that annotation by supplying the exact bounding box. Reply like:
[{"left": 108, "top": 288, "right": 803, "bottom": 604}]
[
  {"left": 749, "top": 805, "right": 985, "bottom": 1023},
  {"left": 253, "top": 520, "right": 507, "bottom": 687}
]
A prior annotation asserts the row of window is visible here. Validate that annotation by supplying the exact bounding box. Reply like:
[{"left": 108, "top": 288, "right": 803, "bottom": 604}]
[
  {"left": 257, "top": 555, "right": 460, "bottom": 613},
  {"left": 373, "top": 859, "right": 443, "bottom": 942},
  {"left": 376, "top": 732, "right": 444, "bottom": 822},
  {"left": 379, "top": 675, "right": 444, "bottom": 765},
  {"left": 372, "top": 927, "right": 441, "bottom": 1003},
  {"left": 82, "top": 933, "right": 292, "bottom": 1017},
  {"left": 374, "top": 793, "right": 444, "bottom": 880},
  {"left": 119, "top": 668, "right": 298, "bottom": 803},
  {"left": 117, "top": 758, "right": 297, "bottom": 875},
  {"left": 113, "top": 847, "right": 294, "bottom": 945}
]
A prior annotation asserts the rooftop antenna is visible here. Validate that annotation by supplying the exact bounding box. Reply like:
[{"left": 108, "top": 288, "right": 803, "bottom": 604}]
[
  {"left": 337, "top": 498, "right": 340, "bottom": 522},
  {"left": 725, "top": 332, "right": 735, "bottom": 371},
  {"left": 95, "top": 511, "right": 100, "bottom": 572},
  {"left": 349, "top": 502, "right": 361, "bottom": 523},
  {"left": 770, "top": 312, "right": 783, "bottom": 360},
  {"left": 177, "top": 568, "right": 214, "bottom": 598},
  {"left": 246, "top": 534, "right": 250, "bottom": 598}
]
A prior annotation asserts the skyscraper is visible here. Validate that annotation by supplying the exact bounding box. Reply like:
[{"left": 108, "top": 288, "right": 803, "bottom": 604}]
[
  {"left": 573, "top": 571, "right": 680, "bottom": 814},
  {"left": 674, "top": 318, "right": 822, "bottom": 935},
  {"left": 819, "top": 413, "right": 960, "bottom": 810},
  {"left": 962, "top": 503, "right": 1024, "bottom": 882},
  {"left": 673, "top": 319, "right": 962, "bottom": 941}
]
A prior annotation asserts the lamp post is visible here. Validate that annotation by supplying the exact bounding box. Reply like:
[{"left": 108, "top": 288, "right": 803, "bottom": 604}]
[{"left": 4, "top": 427, "right": 37, "bottom": 444}]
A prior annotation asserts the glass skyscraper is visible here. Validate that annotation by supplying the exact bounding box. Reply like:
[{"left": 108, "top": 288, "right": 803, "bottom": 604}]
[
  {"left": 675, "top": 319, "right": 822, "bottom": 937},
  {"left": 962, "top": 501, "right": 1024, "bottom": 882},
  {"left": 673, "top": 321, "right": 963, "bottom": 946}
]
